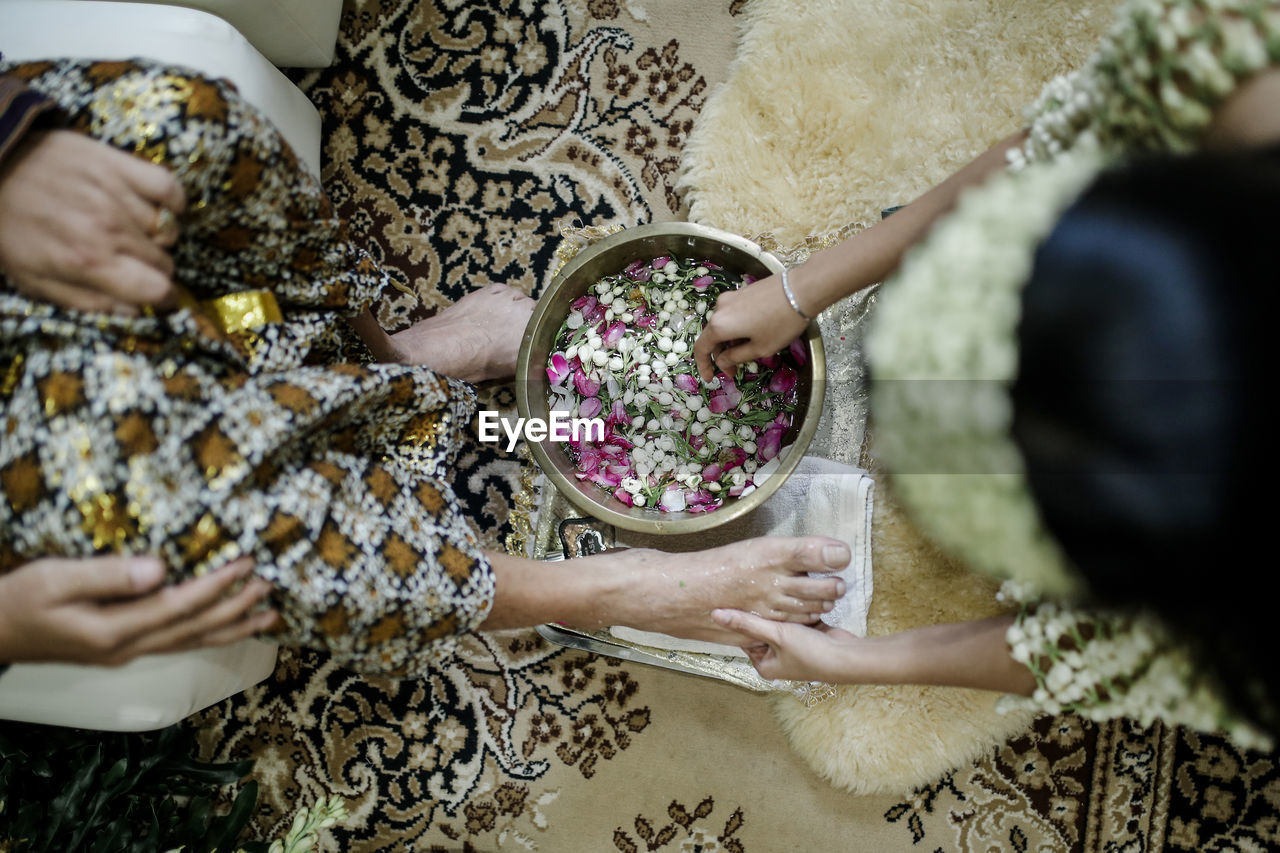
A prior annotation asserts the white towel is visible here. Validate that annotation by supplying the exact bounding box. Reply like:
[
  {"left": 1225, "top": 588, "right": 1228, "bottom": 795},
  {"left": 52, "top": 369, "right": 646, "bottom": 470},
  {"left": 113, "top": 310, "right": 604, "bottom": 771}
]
[{"left": 611, "top": 455, "right": 874, "bottom": 657}]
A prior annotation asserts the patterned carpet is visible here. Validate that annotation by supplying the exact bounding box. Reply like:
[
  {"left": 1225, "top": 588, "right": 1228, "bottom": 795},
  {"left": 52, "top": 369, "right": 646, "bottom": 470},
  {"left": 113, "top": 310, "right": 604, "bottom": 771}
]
[{"left": 186, "top": 1, "right": 1280, "bottom": 850}]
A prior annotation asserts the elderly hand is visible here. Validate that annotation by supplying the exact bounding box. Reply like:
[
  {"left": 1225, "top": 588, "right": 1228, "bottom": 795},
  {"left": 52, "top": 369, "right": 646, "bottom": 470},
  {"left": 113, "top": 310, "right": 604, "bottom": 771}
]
[
  {"left": 0, "top": 556, "right": 276, "bottom": 667},
  {"left": 0, "top": 130, "right": 185, "bottom": 315}
]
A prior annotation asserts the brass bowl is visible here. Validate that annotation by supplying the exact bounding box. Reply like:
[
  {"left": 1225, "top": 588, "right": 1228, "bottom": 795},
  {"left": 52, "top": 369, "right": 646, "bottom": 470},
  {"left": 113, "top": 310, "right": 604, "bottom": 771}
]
[{"left": 515, "top": 222, "right": 825, "bottom": 534}]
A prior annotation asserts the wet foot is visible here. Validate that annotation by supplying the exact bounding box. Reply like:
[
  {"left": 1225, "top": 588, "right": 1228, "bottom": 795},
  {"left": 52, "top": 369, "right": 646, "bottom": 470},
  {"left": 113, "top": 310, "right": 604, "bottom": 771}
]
[{"left": 591, "top": 537, "right": 850, "bottom": 644}]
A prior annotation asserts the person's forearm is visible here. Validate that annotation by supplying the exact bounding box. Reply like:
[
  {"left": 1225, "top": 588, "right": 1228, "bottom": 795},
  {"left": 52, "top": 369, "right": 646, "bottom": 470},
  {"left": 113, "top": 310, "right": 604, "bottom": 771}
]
[
  {"left": 835, "top": 615, "right": 1037, "bottom": 695},
  {"left": 790, "top": 130, "right": 1029, "bottom": 316}
]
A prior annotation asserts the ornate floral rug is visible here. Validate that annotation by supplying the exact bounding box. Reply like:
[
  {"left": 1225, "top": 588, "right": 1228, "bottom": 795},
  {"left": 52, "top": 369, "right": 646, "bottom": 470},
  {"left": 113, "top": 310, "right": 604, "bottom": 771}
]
[{"left": 187, "top": 1, "right": 1280, "bottom": 850}]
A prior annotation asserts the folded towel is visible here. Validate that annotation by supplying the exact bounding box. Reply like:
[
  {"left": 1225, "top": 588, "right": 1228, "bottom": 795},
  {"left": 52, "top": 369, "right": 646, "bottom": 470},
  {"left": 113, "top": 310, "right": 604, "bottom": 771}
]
[{"left": 611, "top": 455, "right": 874, "bottom": 657}]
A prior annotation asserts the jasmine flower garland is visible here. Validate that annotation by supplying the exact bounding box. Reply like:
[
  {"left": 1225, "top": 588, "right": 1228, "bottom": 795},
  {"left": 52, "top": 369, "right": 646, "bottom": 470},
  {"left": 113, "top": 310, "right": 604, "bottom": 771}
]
[
  {"left": 867, "top": 148, "right": 1102, "bottom": 600},
  {"left": 997, "top": 583, "right": 1270, "bottom": 750},
  {"left": 1008, "top": 0, "right": 1280, "bottom": 172},
  {"left": 867, "top": 0, "right": 1280, "bottom": 746}
]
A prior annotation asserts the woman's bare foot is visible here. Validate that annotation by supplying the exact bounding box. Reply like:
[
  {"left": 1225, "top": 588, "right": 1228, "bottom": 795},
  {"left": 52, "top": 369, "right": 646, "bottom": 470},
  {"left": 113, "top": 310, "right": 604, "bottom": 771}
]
[
  {"left": 393, "top": 284, "right": 534, "bottom": 382},
  {"left": 590, "top": 537, "right": 851, "bottom": 645}
]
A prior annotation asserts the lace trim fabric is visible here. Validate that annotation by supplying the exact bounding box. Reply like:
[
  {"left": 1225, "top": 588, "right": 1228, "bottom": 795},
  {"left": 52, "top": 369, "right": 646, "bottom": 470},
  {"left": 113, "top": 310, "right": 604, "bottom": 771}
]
[{"left": 997, "top": 584, "right": 1270, "bottom": 750}]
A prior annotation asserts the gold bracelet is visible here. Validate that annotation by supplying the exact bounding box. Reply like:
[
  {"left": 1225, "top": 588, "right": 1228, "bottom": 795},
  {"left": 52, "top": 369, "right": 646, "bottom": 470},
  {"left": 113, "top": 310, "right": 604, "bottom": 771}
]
[{"left": 780, "top": 267, "right": 812, "bottom": 321}]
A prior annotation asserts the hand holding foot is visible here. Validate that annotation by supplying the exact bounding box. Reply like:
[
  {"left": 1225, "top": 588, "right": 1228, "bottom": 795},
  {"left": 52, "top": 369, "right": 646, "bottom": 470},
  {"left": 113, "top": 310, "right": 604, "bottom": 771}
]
[
  {"left": 711, "top": 609, "right": 864, "bottom": 682},
  {"left": 599, "top": 536, "right": 851, "bottom": 645}
]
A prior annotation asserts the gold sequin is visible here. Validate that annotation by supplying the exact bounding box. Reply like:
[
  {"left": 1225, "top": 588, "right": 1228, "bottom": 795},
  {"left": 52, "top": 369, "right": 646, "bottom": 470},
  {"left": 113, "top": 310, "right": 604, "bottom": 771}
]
[
  {"left": 402, "top": 410, "right": 448, "bottom": 454},
  {"left": 202, "top": 289, "right": 283, "bottom": 333},
  {"left": 0, "top": 354, "right": 24, "bottom": 397},
  {"left": 77, "top": 493, "right": 135, "bottom": 550}
]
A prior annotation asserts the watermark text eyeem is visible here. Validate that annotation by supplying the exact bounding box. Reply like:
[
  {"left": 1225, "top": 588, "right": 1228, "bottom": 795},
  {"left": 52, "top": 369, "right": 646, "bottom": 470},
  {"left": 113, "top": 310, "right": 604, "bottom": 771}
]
[{"left": 477, "top": 411, "right": 605, "bottom": 452}]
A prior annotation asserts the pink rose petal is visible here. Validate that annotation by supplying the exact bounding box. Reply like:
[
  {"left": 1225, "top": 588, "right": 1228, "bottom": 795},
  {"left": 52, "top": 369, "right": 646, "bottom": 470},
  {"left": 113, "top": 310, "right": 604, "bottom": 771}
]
[
  {"left": 769, "top": 366, "right": 798, "bottom": 395},
  {"left": 577, "top": 448, "right": 601, "bottom": 473},
  {"left": 573, "top": 371, "right": 601, "bottom": 397},
  {"left": 625, "top": 260, "right": 650, "bottom": 281},
  {"left": 547, "top": 353, "right": 571, "bottom": 384},
  {"left": 759, "top": 427, "right": 783, "bottom": 461},
  {"left": 603, "top": 321, "right": 626, "bottom": 347}
]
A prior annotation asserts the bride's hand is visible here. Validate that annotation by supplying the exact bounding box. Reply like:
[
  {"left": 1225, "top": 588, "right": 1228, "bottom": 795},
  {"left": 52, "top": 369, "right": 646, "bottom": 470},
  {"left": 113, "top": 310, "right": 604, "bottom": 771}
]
[
  {"left": 692, "top": 274, "right": 808, "bottom": 382},
  {"left": 712, "top": 608, "right": 863, "bottom": 682}
]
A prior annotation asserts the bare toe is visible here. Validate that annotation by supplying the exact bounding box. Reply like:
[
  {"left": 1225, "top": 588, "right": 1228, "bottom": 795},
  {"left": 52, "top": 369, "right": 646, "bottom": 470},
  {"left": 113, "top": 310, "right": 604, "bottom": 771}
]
[
  {"left": 762, "top": 537, "right": 852, "bottom": 575},
  {"left": 768, "top": 593, "right": 823, "bottom": 616},
  {"left": 781, "top": 575, "right": 846, "bottom": 606},
  {"left": 778, "top": 611, "right": 823, "bottom": 624}
]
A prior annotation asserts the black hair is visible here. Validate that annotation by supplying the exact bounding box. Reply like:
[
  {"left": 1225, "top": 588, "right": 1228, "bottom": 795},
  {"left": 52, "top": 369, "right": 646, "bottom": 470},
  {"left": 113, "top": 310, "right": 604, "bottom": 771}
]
[{"left": 1012, "top": 145, "right": 1279, "bottom": 737}]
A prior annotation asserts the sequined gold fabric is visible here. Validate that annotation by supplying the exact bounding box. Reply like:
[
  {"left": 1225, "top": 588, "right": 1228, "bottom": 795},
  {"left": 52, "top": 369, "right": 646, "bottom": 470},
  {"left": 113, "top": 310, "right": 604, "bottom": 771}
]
[
  {"left": 0, "top": 60, "right": 494, "bottom": 676},
  {"left": 203, "top": 289, "right": 283, "bottom": 333}
]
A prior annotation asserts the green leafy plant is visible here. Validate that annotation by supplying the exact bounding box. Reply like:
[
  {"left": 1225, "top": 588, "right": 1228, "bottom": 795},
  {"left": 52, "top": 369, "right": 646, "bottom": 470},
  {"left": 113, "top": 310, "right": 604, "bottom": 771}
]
[{"left": 0, "top": 722, "right": 261, "bottom": 853}]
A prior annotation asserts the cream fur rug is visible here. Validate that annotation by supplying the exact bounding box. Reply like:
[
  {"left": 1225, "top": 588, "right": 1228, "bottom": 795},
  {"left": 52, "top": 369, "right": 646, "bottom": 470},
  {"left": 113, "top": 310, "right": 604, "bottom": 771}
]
[
  {"left": 678, "top": 0, "right": 1118, "bottom": 794},
  {"left": 679, "top": 0, "right": 1116, "bottom": 243}
]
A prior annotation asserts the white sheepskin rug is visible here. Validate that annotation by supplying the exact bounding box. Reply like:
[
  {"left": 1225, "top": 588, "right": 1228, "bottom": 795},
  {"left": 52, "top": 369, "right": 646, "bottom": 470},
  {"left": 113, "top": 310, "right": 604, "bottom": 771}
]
[
  {"left": 678, "top": 0, "right": 1117, "bottom": 243},
  {"left": 678, "top": 0, "right": 1118, "bottom": 795}
]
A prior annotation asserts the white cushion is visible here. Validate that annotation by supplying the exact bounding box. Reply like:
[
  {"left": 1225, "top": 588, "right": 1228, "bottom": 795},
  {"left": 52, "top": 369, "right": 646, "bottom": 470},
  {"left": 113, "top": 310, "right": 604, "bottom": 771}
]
[
  {"left": 80, "top": 0, "right": 343, "bottom": 67},
  {"left": 0, "top": 0, "right": 293, "bottom": 729},
  {"left": 0, "top": 0, "right": 323, "bottom": 175},
  {"left": 0, "top": 640, "right": 278, "bottom": 731}
]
